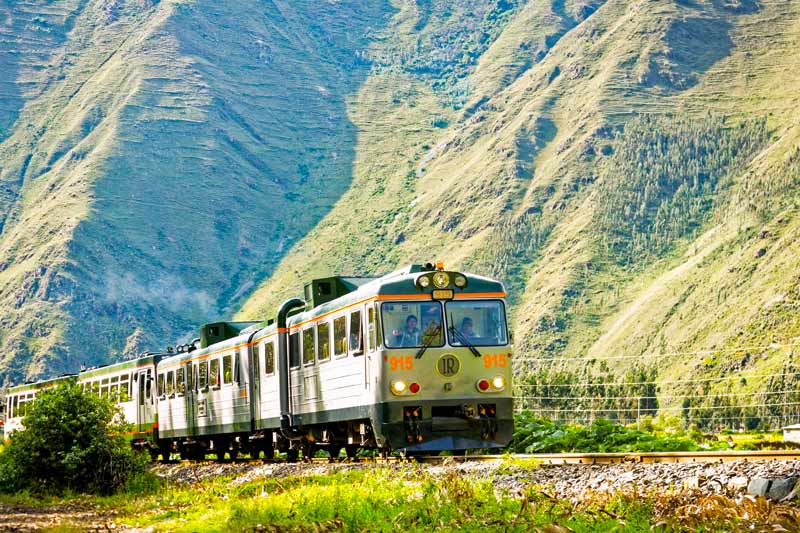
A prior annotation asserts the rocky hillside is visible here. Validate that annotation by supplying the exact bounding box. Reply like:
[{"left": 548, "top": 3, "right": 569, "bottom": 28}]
[{"left": 1, "top": 0, "right": 800, "bottom": 400}]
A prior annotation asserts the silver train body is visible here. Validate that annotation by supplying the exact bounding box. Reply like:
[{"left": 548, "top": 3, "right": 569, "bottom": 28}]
[{"left": 4, "top": 265, "right": 513, "bottom": 458}]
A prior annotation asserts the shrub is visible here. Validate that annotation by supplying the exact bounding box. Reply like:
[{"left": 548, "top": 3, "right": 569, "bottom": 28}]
[
  {"left": 509, "top": 413, "right": 699, "bottom": 453},
  {"left": 0, "top": 383, "right": 147, "bottom": 495}
]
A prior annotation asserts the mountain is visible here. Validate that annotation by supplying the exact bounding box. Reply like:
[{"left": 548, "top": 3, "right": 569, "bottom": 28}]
[{"left": 2, "top": 0, "right": 800, "bottom": 418}]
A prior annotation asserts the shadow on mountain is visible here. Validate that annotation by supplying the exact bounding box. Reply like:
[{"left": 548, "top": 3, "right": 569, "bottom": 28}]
[
  {"left": 643, "top": 16, "right": 734, "bottom": 91},
  {"left": 63, "top": 0, "right": 396, "bottom": 366}
]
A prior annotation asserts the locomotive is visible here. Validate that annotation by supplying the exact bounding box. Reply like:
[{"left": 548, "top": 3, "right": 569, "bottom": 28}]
[{"left": 3, "top": 264, "right": 513, "bottom": 459}]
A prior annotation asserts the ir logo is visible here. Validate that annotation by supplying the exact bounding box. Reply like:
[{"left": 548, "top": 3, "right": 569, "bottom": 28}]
[{"left": 437, "top": 354, "right": 461, "bottom": 377}]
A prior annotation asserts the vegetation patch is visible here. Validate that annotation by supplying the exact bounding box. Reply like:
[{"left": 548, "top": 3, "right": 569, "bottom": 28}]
[
  {"left": 509, "top": 413, "right": 701, "bottom": 453},
  {"left": 594, "top": 115, "right": 769, "bottom": 267},
  {"left": 0, "top": 384, "right": 148, "bottom": 495}
]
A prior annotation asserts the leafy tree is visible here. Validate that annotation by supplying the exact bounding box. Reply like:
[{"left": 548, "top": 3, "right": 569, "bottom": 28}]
[{"left": 0, "top": 383, "right": 147, "bottom": 495}]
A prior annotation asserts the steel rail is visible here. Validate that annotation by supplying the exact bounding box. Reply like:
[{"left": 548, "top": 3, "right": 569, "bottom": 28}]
[
  {"left": 414, "top": 450, "right": 800, "bottom": 464},
  {"left": 163, "top": 450, "right": 800, "bottom": 465}
]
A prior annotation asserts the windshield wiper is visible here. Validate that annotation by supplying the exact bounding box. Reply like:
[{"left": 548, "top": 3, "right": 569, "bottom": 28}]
[
  {"left": 448, "top": 315, "right": 482, "bottom": 358},
  {"left": 415, "top": 324, "right": 442, "bottom": 359}
]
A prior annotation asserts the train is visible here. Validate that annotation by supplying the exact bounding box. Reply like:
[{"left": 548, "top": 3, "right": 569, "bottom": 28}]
[{"left": 3, "top": 264, "right": 513, "bottom": 460}]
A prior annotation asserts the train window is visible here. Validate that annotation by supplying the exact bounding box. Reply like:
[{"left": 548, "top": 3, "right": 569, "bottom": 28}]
[
  {"left": 92, "top": 381, "right": 100, "bottom": 396},
  {"left": 367, "top": 307, "right": 376, "bottom": 352},
  {"left": 381, "top": 302, "right": 444, "bottom": 349},
  {"left": 166, "top": 371, "right": 175, "bottom": 396},
  {"left": 157, "top": 373, "right": 165, "bottom": 397},
  {"left": 303, "top": 328, "right": 315, "bottom": 365},
  {"left": 185, "top": 365, "right": 193, "bottom": 392},
  {"left": 289, "top": 332, "right": 300, "bottom": 368},
  {"left": 198, "top": 361, "right": 208, "bottom": 389},
  {"left": 101, "top": 378, "right": 110, "bottom": 398},
  {"left": 252, "top": 343, "right": 261, "bottom": 378},
  {"left": 145, "top": 370, "right": 152, "bottom": 399},
  {"left": 333, "top": 316, "right": 347, "bottom": 357},
  {"left": 177, "top": 367, "right": 185, "bottom": 395},
  {"left": 375, "top": 304, "right": 383, "bottom": 347},
  {"left": 223, "top": 354, "right": 232, "bottom": 384},
  {"left": 120, "top": 376, "right": 130, "bottom": 401},
  {"left": 110, "top": 376, "right": 119, "bottom": 401},
  {"left": 12, "top": 396, "right": 17, "bottom": 417},
  {"left": 445, "top": 300, "right": 508, "bottom": 347},
  {"left": 234, "top": 351, "right": 242, "bottom": 384},
  {"left": 317, "top": 322, "right": 330, "bottom": 362},
  {"left": 265, "top": 341, "right": 275, "bottom": 375},
  {"left": 349, "top": 310, "right": 363, "bottom": 356},
  {"left": 210, "top": 359, "right": 221, "bottom": 387}
]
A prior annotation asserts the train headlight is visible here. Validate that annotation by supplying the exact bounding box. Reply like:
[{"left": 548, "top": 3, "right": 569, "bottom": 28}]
[
  {"left": 409, "top": 382, "right": 420, "bottom": 394},
  {"left": 418, "top": 276, "right": 431, "bottom": 289},
  {"left": 477, "top": 379, "right": 490, "bottom": 392},
  {"left": 432, "top": 272, "right": 450, "bottom": 288},
  {"left": 454, "top": 274, "right": 467, "bottom": 288},
  {"left": 391, "top": 380, "right": 407, "bottom": 394},
  {"left": 492, "top": 376, "right": 506, "bottom": 390}
]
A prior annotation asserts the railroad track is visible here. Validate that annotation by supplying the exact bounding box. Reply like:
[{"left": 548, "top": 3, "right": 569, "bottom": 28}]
[
  {"left": 416, "top": 450, "right": 800, "bottom": 464},
  {"left": 168, "top": 450, "right": 800, "bottom": 466}
]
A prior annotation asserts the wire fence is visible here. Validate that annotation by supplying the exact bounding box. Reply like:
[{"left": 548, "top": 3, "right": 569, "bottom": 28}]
[{"left": 511, "top": 342, "right": 800, "bottom": 430}]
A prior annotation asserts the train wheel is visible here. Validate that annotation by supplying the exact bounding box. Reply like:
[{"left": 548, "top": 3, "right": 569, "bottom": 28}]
[
  {"left": 379, "top": 446, "right": 391, "bottom": 461},
  {"left": 229, "top": 449, "right": 239, "bottom": 461},
  {"left": 261, "top": 444, "right": 275, "bottom": 462},
  {"left": 286, "top": 448, "right": 299, "bottom": 463},
  {"left": 326, "top": 444, "right": 342, "bottom": 463},
  {"left": 301, "top": 440, "right": 314, "bottom": 462},
  {"left": 345, "top": 444, "right": 359, "bottom": 461}
]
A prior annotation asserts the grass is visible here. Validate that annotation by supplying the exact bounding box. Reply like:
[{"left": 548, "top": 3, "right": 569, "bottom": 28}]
[
  {"left": 5, "top": 464, "right": 799, "bottom": 531},
  {"left": 0, "top": 468, "right": 703, "bottom": 531}
]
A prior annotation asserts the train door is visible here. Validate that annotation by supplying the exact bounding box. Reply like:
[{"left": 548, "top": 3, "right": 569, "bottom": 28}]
[
  {"left": 137, "top": 368, "right": 154, "bottom": 433},
  {"left": 366, "top": 304, "right": 377, "bottom": 391},
  {"left": 250, "top": 342, "right": 261, "bottom": 424},
  {"left": 180, "top": 363, "right": 195, "bottom": 436}
]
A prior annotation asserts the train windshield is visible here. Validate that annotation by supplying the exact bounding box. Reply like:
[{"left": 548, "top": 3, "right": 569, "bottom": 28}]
[
  {"left": 445, "top": 300, "right": 508, "bottom": 347},
  {"left": 381, "top": 302, "right": 445, "bottom": 348}
]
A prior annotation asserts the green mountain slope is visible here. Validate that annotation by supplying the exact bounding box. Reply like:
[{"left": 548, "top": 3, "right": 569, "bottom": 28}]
[
  {"left": 2, "top": 0, "right": 800, "bottom": 413},
  {"left": 0, "top": 0, "right": 394, "bottom": 379},
  {"left": 239, "top": 0, "right": 800, "bottom": 414}
]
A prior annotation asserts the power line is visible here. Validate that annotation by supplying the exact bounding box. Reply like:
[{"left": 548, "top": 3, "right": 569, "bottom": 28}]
[
  {"left": 513, "top": 390, "right": 800, "bottom": 401},
  {"left": 511, "top": 410, "right": 800, "bottom": 423},
  {"left": 513, "top": 371, "right": 800, "bottom": 388},
  {"left": 512, "top": 400, "right": 800, "bottom": 414},
  {"left": 511, "top": 342, "right": 800, "bottom": 364}
]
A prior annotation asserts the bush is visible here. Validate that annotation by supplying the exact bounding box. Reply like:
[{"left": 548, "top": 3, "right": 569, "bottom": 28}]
[
  {"left": 0, "top": 383, "right": 147, "bottom": 495},
  {"left": 509, "top": 413, "right": 699, "bottom": 453}
]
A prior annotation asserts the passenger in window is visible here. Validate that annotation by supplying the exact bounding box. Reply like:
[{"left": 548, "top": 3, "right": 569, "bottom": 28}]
[
  {"left": 392, "top": 315, "right": 421, "bottom": 347},
  {"left": 460, "top": 317, "right": 476, "bottom": 338}
]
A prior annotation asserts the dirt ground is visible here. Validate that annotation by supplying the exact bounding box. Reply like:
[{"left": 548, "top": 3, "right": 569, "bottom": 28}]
[{"left": 0, "top": 502, "right": 143, "bottom": 532}]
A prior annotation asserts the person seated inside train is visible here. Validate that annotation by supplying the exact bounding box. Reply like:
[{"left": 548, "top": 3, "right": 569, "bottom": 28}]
[
  {"left": 460, "top": 317, "right": 476, "bottom": 338},
  {"left": 393, "top": 315, "right": 421, "bottom": 347}
]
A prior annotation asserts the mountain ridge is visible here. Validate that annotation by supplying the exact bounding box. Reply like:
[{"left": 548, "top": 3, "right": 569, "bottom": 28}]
[{"left": 0, "top": 0, "right": 799, "bottom": 421}]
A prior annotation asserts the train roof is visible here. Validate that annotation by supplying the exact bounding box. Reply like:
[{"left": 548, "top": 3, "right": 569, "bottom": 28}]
[
  {"left": 285, "top": 265, "right": 505, "bottom": 326},
  {"left": 7, "top": 373, "right": 76, "bottom": 394},
  {"left": 77, "top": 353, "right": 164, "bottom": 380},
  {"left": 157, "top": 264, "right": 506, "bottom": 369}
]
